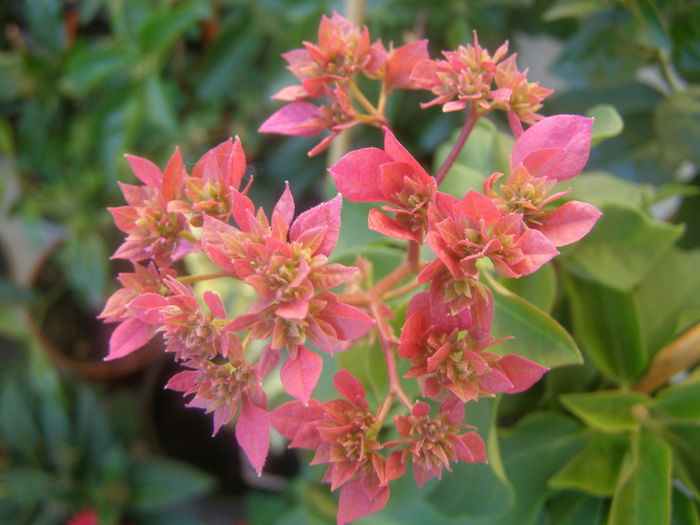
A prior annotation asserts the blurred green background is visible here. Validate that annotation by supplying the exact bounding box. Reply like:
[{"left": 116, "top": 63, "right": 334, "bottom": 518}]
[{"left": 1, "top": 0, "right": 699, "bottom": 524}]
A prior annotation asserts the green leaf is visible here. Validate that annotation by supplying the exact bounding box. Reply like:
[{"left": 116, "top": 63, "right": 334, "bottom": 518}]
[
  {"left": 655, "top": 87, "right": 700, "bottom": 170},
  {"left": 61, "top": 45, "right": 134, "bottom": 97},
  {"left": 485, "top": 273, "right": 582, "bottom": 368},
  {"left": 144, "top": 74, "right": 178, "bottom": 134},
  {"left": 498, "top": 263, "right": 556, "bottom": 314},
  {"left": 636, "top": 248, "right": 700, "bottom": 355},
  {"left": 560, "top": 391, "right": 651, "bottom": 432},
  {"left": 337, "top": 339, "right": 387, "bottom": 404},
  {"left": 139, "top": 0, "right": 212, "bottom": 55},
  {"left": 562, "top": 273, "right": 647, "bottom": 385},
  {"left": 496, "top": 412, "right": 586, "bottom": 525},
  {"left": 544, "top": 492, "right": 605, "bottom": 525},
  {"left": 427, "top": 397, "right": 514, "bottom": 518},
  {"left": 131, "top": 458, "right": 215, "bottom": 511},
  {"left": 608, "top": 431, "right": 672, "bottom": 525},
  {"left": 663, "top": 423, "right": 700, "bottom": 500},
  {"left": 563, "top": 172, "right": 653, "bottom": 210},
  {"left": 0, "top": 378, "right": 39, "bottom": 463},
  {"left": 559, "top": 204, "right": 684, "bottom": 292},
  {"left": 543, "top": 0, "right": 608, "bottom": 21},
  {"left": 656, "top": 379, "right": 700, "bottom": 421},
  {"left": 549, "top": 432, "right": 629, "bottom": 496},
  {"left": 587, "top": 104, "right": 624, "bottom": 145},
  {"left": 672, "top": 487, "right": 700, "bottom": 525}
]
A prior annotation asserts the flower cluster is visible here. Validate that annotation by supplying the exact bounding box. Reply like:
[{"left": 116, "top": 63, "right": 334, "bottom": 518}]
[
  {"left": 102, "top": 12, "right": 602, "bottom": 525},
  {"left": 259, "top": 12, "right": 429, "bottom": 155},
  {"left": 101, "top": 136, "right": 374, "bottom": 476}
]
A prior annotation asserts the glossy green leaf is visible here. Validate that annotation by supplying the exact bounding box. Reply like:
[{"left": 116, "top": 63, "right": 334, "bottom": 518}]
[
  {"left": 608, "top": 431, "right": 672, "bottom": 525},
  {"left": 549, "top": 432, "right": 629, "bottom": 496},
  {"left": 498, "top": 263, "right": 556, "bottom": 314},
  {"left": 665, "top": 423, "right": 700, "bottom": 500},
  {"left": 560, "top": 391, "right": 651, "bottom": 433},
  {"left": 656, "top": 379, "right": 700, "bottom": 421},
  {"left": 0, "top": 378, "right": 39, "bottom": 463},
  {"left": 559, "top": 204, "right": 684, "bottom": 292},
  {"left": 544, "top": 492, "right": 605, "bottom": 525},
  {"left": 672, "top": 487, "right": 700, "bottom": 525},
  {"left": 144, "top": 74, "right": 178, "bottom": 134},
  {"left": 131, "top": 458, "right": 215, "bottom": 511},
  {"left": 139, "top": 0, "right": 212, "bottom": 55},
  {"left": 486, "top": 273, "right": 582, "bottom": 368},
  {"left": 427, "top": 397, "right": 514, "bottom": 518},
  {"left": 587, "top": 104, "right": 624, "bottom": 145},
  {"left": 543, "top": 0, "right": 608, "bottom": 21},
  {"left": 636, "top": 248, "right": 700, "bottom": 355},
  {"left": 61, "top": 45, "right": 134, "bottom": 97},
  {"left": 496, "top": 412, "right": 585, "bottom": 525},
  {"left": 563, "top": 171, "right": 654, "bottom": 210},
  {"left": 563, "top": 273, "right": 647, "bottom": 385},
  {"left": 655, "top": 87, "right": 700, "bottom": 170}
]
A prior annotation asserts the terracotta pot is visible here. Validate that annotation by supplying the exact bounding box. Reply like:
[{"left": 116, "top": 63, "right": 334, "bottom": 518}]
[{"left": 27, "top": 248, "right": 163, "bottom": 380}]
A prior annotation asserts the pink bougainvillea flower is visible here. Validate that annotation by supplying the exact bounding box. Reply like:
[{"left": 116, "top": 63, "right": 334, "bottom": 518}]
[
  {"left": 398, "top": 292, "right": 547, "bottom": 402},
  {"left": 201, "top": 186, "right": 373, "bottom": 377},
  {"left": 128, "top": 277, "right": 231, "bottom": 362},
  {"left": 276, "top": 12, "right": 378, "bottom": 95},
  {"left": 99, "top": 262, "right": 176, "bottom": 361},
  {"left": 411, "top": 31, "right": 509, "bottom": 113},
  {"left": 261, "top": 84, "right": 364, "bottom": 156},
  {"left": 485, "top": 115, "right": 602, "bottom": 246},
  {"left": 391, "top": 399, "right": 486, "bottom": 487},
  {"left": 365, "top": 39, "right": 430, "bottom": 93},
  {"left": 423, "top": 189, "right": 558, "bottom": 281},
  {"left": 492, "top": 54, "right": 553, "bottom": 136},
  {"left": 109, "top": 148, "right": 192, "bottom": 267},
  {"left": 167, "top": 137, "right": 248, "bottom": 225},
  {"left": 166, "top": 339, "right": 270, "bottom": 475},
  {"left": 330, "top": 127, "right": 436, "bottom": 243},
  {"left": 270, "top": 370, "right": 403, "bottom": 524},
  {"left": 66, "top": 508, "right": 99, "bottom": 525}
]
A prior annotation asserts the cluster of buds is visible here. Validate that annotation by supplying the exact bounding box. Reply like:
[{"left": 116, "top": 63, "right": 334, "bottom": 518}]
[{"left": 101, "top": 13, "right": 602, "bottom": 525}]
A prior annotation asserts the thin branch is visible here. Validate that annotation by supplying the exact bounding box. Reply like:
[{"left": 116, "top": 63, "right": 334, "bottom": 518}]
[
  {"left": 434, "top": 109, "right": 480, "bottom": 185},
  {"left": 370, "top": 301, "right": 413, "bottom": 409},
  {"left": 177, "top": 271, "right": 229, "bottom": 284}
]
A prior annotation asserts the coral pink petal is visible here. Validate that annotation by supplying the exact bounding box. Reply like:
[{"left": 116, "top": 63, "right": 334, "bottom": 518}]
[
  {"left": 290, "top": 195, "right": 342, "bottom": 257},
  {"left": 461, "top": 431, "right": 487, "bottom": 462},
  {"left": 519, "top": 147, "right": 565, "bottom": 179},
  {"left": 105, "top": 317, "right": 153, "bottom": 361},
  {"left": 382, "top": 127, "right": 427, "bottom": 178},
  {"left": 510, "top": 115, "right": 593, "bottom": 181},
  {"left": 272, "top": 182, "right": 295, "bottom": 227},
  {"left": 162, "top": 147, "right": 184, "bottom": 201},
  {"left": 385, "top": 39, "right": 429, "bottom": 91},
  {"left": 329, "top": 148, "right": 390, "bottom": 202},
  {"left": 368, "top": 209, "right": 417, "bottom": 241},
  {"left": 334, "top": 369, "right": 367, "bottom": 407},
  {"left": 511, "top": 229, "right": 559, "bottom": 276},
  {"left": 454, "top": 190, "right": 501, "bottom": 226},
  {"left": 203, "top": 290, "right": 227, "bottom": 319},
  {"left": 538, "top": 200, "right": 602, "bottom": 247},
  {"left": 337, "top": 480, "right": 390, "bottom": 525},
  {"left": 125, "top": 154, "right": 162, "bottom": 187},
  {"left": 235, "top": 395, "right": 270, "bottom": 476},
  {"left": 280, "top": 346, "right": 323, "bottom": 405},
  {"left": 498, "top": 354, "right": 548, "bottom": 394},
  {"left": 258, "top": 102, "right": 324, "bottom": 137}
]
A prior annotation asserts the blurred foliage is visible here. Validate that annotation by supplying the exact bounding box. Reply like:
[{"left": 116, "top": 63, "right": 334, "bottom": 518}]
[
  {"left": 2, "top": 0, "right": 700, "bottom": 524},
  {"left": 0, "top": 351, "right": 215, "bottom": 525}
]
